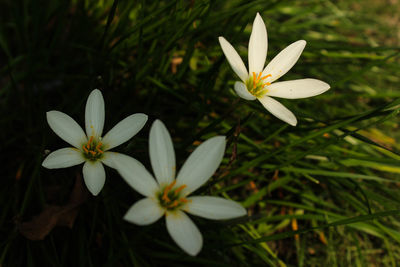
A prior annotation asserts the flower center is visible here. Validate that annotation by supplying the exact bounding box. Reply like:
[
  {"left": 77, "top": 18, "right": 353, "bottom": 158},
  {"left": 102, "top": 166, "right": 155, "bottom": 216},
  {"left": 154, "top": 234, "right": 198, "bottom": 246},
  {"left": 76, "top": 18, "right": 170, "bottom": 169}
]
[
  {"left": 158, "top": 180, "right": 189, "bottom": 211},
  {"left": 246, "top": 72, "right": 271, "bottom": 98},
  {"left": 82, "top": 136, "right": 104, "bottom": 161}
]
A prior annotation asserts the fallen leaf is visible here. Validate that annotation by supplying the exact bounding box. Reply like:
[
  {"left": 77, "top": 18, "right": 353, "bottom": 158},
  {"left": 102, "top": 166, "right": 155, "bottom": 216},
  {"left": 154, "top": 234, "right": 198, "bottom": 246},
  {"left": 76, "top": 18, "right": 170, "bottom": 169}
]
[
  {"left": 171, "top": 57, "right": 183, "bottom": 74},
  {"left": 18, "top": 174, "right": 88, "bottom": 240}
]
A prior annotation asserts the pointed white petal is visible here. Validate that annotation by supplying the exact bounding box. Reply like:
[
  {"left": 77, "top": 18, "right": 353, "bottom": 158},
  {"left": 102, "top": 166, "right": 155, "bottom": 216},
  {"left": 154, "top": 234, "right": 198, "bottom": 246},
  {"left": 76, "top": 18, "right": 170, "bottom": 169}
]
[
  {"left": 124, "top": 198, "right": 164, "bottom": 225},
  {"left": 42, "top": 148, "right": 85, "bottom": 169},
  {"left": 102, "top": 113, "right": 148, "bottom": 150},
  {"left": 234, "top": 81, "right": 256, "bottom": 100},
  {"left": 166, "top": 210, "right": 203, "bottom": 256},
  {"left": 267, "top": 79, "right": 330, "bottom": 99},
  {"left": 218, "top": 36, "right": 248, "bottom": 82},
  {"left": 248, "top": 13, "right": 268, "bottom": 74},
  {"left": 85, "top": 89, "right": 105, "bottom": 139},
  {"left": 100, "top": 151, "right": 123, "bottom": 169},
  {"left": 176, "top": 136, "right": 226, "bottom": 195},
  {"left": 149, "top": 120, "right": 176, "bottom": 186},
  {"left": 46, "top": 111, "right": 87, "bottom": 148},
  {"left": 111, "top": 153, "right": 159, "bottom": 197},
  {"left": 82, "top": 161, "right": 105, "bottom": 196},
  {"left": 258, "top": 96, "right": 297, "bottom": 126},
  {"left": 262, "top": 40, "right": 306, "bottom": 83},
  {"left": 186, "top": 196, "right": 247, "bottom": 220}
]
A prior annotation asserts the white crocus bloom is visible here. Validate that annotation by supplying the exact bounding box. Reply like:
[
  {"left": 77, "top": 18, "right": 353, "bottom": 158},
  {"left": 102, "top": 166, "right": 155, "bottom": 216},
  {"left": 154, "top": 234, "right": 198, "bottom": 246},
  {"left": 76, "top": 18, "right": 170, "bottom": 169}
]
[
  {"left": 42, "top": 89, "right": 148, "bottom": 196},
  {"left": 218, "top": 13, "right": 330, "bottom": 126},
  {"left": 113, "top": 120, "right": 246, "bottom": 256}
]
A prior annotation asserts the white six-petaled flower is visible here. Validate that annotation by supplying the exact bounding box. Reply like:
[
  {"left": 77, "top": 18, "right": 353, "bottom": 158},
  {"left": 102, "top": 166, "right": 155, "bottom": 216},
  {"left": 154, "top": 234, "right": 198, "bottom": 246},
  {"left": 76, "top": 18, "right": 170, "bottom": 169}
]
[
  {"left": 42, "top": 89, "right": 148, "bottom": 196},
  {"left": 218, "top": 13, "right": 330, "bottom": 126},
  {"left": 112, "top": 120, "right": 246, "bottom": 256}
]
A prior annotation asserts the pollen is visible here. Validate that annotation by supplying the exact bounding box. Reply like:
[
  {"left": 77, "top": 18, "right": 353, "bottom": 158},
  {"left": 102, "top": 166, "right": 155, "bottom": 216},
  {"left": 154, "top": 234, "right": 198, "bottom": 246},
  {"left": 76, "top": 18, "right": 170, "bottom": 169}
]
[
  {"left": 248, "top": 72, "right": 272, "bottom": 98},
  {"left": 95, "top": 143, "right": 104, "bottom": 153},
  {"left": 174, "top": 185, "right": 186, "bottom": 195},
  {"left": 158, "top": 180, "right": 190, "bottom": 211},
  {"left": 252, "top": 72, "right": 271, "bottom": 88},
  {"left": 82, "top": 136, "right": 104, "bottom": 161},
  {"left": 162, "top": 180, "right": 176, "bottom": 202}
]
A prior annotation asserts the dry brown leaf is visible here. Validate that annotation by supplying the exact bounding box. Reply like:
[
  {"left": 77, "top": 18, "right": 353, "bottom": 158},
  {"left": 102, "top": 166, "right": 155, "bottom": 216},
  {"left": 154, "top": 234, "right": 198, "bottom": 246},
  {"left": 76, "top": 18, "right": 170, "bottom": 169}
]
[
  {"left": 18, "top": 174, "right": 88, "bottom": 240},
  {"left": 171, "top": 57, "right": 183, "bottom": 73}
]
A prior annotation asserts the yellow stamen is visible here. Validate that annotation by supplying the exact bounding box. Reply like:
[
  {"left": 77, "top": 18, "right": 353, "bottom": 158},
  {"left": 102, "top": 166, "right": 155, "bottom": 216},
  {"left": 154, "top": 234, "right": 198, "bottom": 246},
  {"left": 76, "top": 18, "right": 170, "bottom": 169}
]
[
  {"left": 159, "top": 181, "right": 190, "bottom": 209},
  {"left": 82, "top": 145, "right": 89, "bottom": 153},
  {"left": 88, "top": 136, "right": 94, "bottom": 146},
  {"left": 89, "top": 151, "right": 97, "bottom": 156},
  {"left": 252, "top": 72, "right": 257, "bottom": 88},
  {"left": 96, "top": 142, "right": 104, "bottom": 153},
  {"left": 162, "top": 180, "right": 176, "bottom": 201},
  {"left": 168, "top": 200, "right": 180, "bottom": 208},
  {"left": 252, "top": 72, "right": 272, "bottom": 89},
  {"left": 162, "top": 194, "right": 170, "bottom": 202},
  {"left": 260, "top": 74, "right": 271, "bottom": 80},
  {"left": 174, "top": 185, "right": 186, "bottom": 195}
]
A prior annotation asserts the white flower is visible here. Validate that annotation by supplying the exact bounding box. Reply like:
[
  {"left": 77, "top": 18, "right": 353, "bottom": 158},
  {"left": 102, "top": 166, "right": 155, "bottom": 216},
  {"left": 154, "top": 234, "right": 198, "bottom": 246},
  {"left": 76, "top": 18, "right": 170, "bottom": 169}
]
[
  {"left": 42, "top": 89, "right": 148, "bottom": 196},
  {"left": 218, "top": 13, "right": 330, "bottom": 126},
  {"left": 112, "top": 120, "right": 246, "bottom": 256}
]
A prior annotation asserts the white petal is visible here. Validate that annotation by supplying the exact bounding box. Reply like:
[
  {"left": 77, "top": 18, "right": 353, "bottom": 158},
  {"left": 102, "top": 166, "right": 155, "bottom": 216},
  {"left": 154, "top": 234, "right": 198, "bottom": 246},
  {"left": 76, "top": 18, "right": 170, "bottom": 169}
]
[
  {"left": 248, "top": 13, "right": 268, "bottom": 74},
  {"left": 186, "top": 196, "right": 247, "bottom": 220},
  {"left": 267, "top": 79, "right": 330, "bottom": 99},
  {"left": 149, "top": 120, "right": 176, "bottom": 186},
  {"left": 100, "top": 151, "right": 124, "bottom": 169},
  {"left": 124, "top": 198, "right": 164, "bottom": 225},
  {"left": 262, "top": 40, "right": 306, "bottom": 83},
  {"left": 85, "top": 89, "right": 105, "bottom": 139},
  {"left": 42, "top": 148, "right": 85, "bottom": 169},
  {"left": 166, "top": 210, "right": 203, "bottom": 256},
  {"left": 258, "top": 96, "right": 297, "bottom": 126},
  {"left": 82, "top": 161, "right": 106, "bottom": 196},
  {"left": 234, "top": 81, "right": 256, "bottom": 100},
  {"left": 218, "top": 36, "right": 248, "bottom": 82},
  {"left": 46, "top": 111, "right": 87, "bottom": 148},
  {"left": 110, "top": 153, "right": 159, "bottom": 197},
  {"left": 176, "top": 136, "right": 226, "bottom": 195},
  {"left": 102, "top": 113, "right": 148, "bottom": 150}
]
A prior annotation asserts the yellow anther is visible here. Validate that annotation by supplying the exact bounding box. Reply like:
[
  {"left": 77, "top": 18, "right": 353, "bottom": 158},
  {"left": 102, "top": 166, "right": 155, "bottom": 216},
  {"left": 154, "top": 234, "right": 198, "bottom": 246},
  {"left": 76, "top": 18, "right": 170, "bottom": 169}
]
[
  {"left": 166, "top": 180, "right": 176, "bottom": 191},
  {"left": 162, "top": 194, "right": 170, "bottom": 202},
  {"left": 252, "top": 72, "right": 257, "bottom": 88},
  {"left": 96, "top": 142, "right": 104, "bottom": 154},
  {"left": 252, "top": 72, "right": 272, "bottom": 89},
  {"left": 159, "top": 180, "right": 190, "bottom": 210},
  {"left": 168, "top": 200, "right": 180, "bottom": 208},
  {"left": 174, "top": 185, "right": 186, "bottom": 195},
  {"left": 88, "top": 136, "right": 94, "bottom": 146},
  {"left": 260, "top": 74, "right": 271, "bottom": 80},
  {"left": 162, "top": 180, "right": 176, "bottom": 201},
  {"left": 82, "top": 136, "right": 104, "bottom": 160}
]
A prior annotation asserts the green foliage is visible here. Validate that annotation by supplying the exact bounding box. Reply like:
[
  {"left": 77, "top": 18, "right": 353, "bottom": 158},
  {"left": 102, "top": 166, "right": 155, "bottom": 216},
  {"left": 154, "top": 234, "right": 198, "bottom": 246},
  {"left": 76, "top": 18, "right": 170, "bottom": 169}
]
[{"left": 1, "top": 0, "right": 399, "bottom": 266}]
